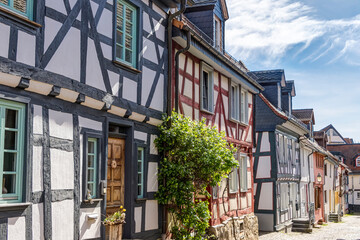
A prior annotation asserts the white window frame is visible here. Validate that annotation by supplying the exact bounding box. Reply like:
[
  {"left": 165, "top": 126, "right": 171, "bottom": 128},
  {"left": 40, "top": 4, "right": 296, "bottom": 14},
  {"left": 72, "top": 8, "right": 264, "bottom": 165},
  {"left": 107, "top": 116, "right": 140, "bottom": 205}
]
[
  {"left": 229, "top": 167, "right": 238, "bottom": 193},
  {"left": 200, "top": 62, "right": 214, "bottom": 113},
  {"left": 240, "top": 89, "right": 248, "bottom": 124},
  {"left": 356, "top": 156, "right": 360, "bottom": 167},
  {"left": 230, "top": 82, "right": 240, "bottom": 122},
  {"left": 240, "top": 154, "right": 248, "bottom": 192},
  {"left": 214, "top": 16, "right": 221, "bottom": 49}
]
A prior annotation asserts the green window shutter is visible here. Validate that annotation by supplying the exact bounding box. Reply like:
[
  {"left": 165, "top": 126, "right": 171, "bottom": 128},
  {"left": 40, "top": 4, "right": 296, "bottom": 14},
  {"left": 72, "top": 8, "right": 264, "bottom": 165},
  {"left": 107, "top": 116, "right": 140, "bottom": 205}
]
[
  {"left": 0, "top": 0, "right": 33, "bottom": 20},
  {"left": 87, "top": 138, "right": 98, "bottom": 199},
  {"left": 137, "top": 147, "right": 144, "bottom": 198},
  {"left": 0, "top": 99, "right": 25, "bottom": 203},
  {"left": 116, "top": 0, "right": 137, "bottom": 68}
]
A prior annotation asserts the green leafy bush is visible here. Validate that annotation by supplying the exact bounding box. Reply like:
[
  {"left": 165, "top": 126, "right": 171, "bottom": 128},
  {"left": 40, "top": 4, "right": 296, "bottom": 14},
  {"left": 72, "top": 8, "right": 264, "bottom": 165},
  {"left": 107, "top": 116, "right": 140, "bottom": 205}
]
[{"left": 155, "top": 112, "right": 238, "bottom": 239}]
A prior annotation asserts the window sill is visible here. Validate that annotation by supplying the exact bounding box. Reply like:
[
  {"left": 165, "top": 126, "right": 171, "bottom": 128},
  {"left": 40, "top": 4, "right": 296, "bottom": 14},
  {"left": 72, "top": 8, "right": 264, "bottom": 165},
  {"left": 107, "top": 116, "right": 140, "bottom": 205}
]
[
  {"left": 229, "top": 117, "right": 241, "bottom": 124},
  {"left": 113, "top": 60, "right": 141, "bottom": 74},
  {"left": 0, "top": 202, "right": 31, "bottom": 211},
  {"left": 0, "top": 7, "right": 41, "bottom": 29},
  {"left": 83, "top": 198, "right": 103, "bottom": 203},
  {"left": 238, "top": 121, "right": 249, "bottom": 128},
  {"left": 280, "top": 209, "right": 288, "bottom": 214},
  {"left": 135, "top": 198, "right": 147, "bottom": 203},
  {"left": 200, "top": 108, "right": 215, "bottom": 116}
]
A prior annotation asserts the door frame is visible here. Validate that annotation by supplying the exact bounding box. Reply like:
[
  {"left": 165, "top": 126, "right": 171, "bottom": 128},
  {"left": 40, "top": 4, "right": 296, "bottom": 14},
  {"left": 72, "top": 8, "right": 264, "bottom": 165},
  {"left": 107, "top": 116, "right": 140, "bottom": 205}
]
[{"left": 103, "top": 117, "right": 134, "bottom": 239}]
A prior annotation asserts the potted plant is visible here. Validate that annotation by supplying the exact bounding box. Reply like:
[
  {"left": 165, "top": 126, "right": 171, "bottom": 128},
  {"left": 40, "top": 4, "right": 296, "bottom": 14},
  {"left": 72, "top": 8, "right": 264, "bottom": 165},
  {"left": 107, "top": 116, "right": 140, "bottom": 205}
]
[{"left": 103, "top": 206, "right": 126, "bottom": 240}]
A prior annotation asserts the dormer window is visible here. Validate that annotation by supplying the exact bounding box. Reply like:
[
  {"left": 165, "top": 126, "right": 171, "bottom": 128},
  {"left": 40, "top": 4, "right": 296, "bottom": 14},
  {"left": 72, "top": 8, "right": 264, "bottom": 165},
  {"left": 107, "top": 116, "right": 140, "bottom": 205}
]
[
  {"left": 214, "top": 16, "right": 221, "bottom": 50},
  {"left": 356, "top": 156, "right": 360, "bottom": 167}
]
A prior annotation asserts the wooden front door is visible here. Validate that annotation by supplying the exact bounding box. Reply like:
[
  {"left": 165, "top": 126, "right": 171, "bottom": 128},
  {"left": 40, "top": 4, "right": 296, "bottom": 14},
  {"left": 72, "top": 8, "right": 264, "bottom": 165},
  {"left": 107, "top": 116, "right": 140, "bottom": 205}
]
[{"left": 106, "top": 138, "right": 125, "bottom": 216}]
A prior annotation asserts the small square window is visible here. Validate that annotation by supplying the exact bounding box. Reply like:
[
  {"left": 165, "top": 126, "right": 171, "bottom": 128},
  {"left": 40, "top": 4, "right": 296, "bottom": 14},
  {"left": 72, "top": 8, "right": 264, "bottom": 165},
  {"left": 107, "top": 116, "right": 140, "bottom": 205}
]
[
  {"left": 200, "top": 62, "right": 214, "bottom": 113},
  {"left": 115, "top": 0, "right": 138, "bottom": 68},
  {"left": 0, "top": 0, "right": 34, "bottom": 20}
]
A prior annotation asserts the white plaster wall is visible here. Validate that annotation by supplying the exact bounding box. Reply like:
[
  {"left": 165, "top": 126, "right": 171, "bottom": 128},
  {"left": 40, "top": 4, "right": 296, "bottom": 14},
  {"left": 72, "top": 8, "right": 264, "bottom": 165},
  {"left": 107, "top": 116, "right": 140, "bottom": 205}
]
[
  {"left": 134, "top": 131, "right": 147, "bottom": 142},
  {"left": 134, "top": 207, "right": 142, "bottom": 233},
  {"left": 17, "top": 31, "right": 36, "bottom": 66},
  {"left": 79, "top": 207, "right": 101, "bottom": 239},
  {"left": 143, "top": 37, "right": 158, "bottom": 64},
  {"left": 258, "top": 182, "right": 273, "bottom": 210},
  {"left": 50, "top": 149, "right": 74, "bottom": 189},
  {"left": 149, "top": 74, "right": 164, "bottom": 111},
  {"left": 33, "top": 105, "right": 43, "bottom": 135},
  {"left": 150, "top": 135, "right": 158, "bottom": 155},
  {"left": 97, "top": 8, "right": 113, "bottom": 39},
  {"left": 152, "top": 18, "right": 165, "bottom": 42},
  {"left": 108, "top": 70, "right": 120, "bottom": 96},
  {"left": 32, "top": 146, "right": 43, "bottom": 192},
  {"left": 32, "top": 203, "right": 45, "bottom": 240},
  {"left": 229, "top": 198, "right": 237, "bottom": 210},
  {"left": 8, "top": 216, "right": 26, "bottom": 240},
  {"left": 79, "top": 116, "right": 102, "bottom": 131},
  {"left": 260, "top": 132, "right": 270, "bottom": 152},
  {"left": 122, "top": 77, "right": 138, "bottom": 103},
  {"left": 141, "top": 66, "right": 156, "bottom": 106},
  {"left": 49, "top": 110, "right": 73, "bottom": 140},
  {"left": 0, "top": 22, "right": 10, "bottom": 58},
  {"left": 46, "top": 26, "right": 81, "bottom": 82},
  {"left": 79, "top": 134, "right": 83, "bottom": 200},
  {"left": 44, "top": 17, "right": 62, "bottom": 51},
  {"left": 256, "top": 156, "right": 271, "bottom": 179},
  {"left": 52, "top": 200, "right": 74, "bottom": 240},
  {"left": 86, "top": 38, "right": 106, "bottom": 92},
  {"left": 147, "top": 162, "right": 158, "bottom": 192},
  {"left": 145, "top": 200, "right": 158, "bottom": 231},
  {"left": 45, "top": 0, "right": 67, "bottom": 14},
  {"left": 143, "top": 12, "right": 152, "bottom": 33}
]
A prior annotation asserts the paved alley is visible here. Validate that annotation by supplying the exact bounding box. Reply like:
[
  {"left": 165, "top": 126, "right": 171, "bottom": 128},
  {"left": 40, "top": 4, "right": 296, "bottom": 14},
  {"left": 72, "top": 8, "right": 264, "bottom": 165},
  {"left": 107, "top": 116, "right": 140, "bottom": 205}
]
[{"left": 259, "top": 215, "right": 360, "bottom": 240}]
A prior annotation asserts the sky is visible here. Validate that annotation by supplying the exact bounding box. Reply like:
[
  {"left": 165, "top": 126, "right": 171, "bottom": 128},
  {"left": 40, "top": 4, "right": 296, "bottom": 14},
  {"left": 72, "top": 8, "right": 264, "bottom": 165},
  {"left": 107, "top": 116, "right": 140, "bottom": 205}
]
[{"left": 225, "top": 0, "right": 360, "bottom": 142}]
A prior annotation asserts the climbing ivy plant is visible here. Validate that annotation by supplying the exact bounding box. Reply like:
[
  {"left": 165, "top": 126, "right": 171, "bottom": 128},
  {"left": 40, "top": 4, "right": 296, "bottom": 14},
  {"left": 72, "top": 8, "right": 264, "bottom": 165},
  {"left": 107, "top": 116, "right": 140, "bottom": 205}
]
[{"left": 155, "top": 112, "right": 238, "bottom": 239}]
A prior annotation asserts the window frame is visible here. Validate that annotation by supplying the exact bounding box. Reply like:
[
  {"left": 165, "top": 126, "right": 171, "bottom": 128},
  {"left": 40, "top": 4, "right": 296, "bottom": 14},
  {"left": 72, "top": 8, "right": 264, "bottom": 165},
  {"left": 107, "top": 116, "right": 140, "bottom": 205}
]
[
  {"left": 229, "top": 82, "right": 240, "bottom": 122},
  {"left": 0, "top": 0, "right": 34, "bottom": 20},
  {"left": 200, "top": 62, "right": 214, "bottom": 113},
  {"left": 239, "top": 154, "right": 248, "bottom": 192},
  {"left": 137, "top": 146, "right": 145, "bottom": 198},
  {"left": 214, "top": 15, "right": 221, "bottom": 50},
  {"left": 240, "top": 89, "right": 248, "bottom": 124},
  {"left": 0, "top": 99, "right": 26, "bottom": 203},
  {"left": 356, "top": 156, "right": 360, "bottom": 167},
  {"left": 357, "top": 192, "right": 360, "bottom": 199},
  {"left": 114, "top": 0, "right": 138, "bottom": 69},
  {"left": 228, "top": 167, "right": 238, "bottom": 194},
  {"left": 82, "top": 132, "right": 102, "bottom": 201}
]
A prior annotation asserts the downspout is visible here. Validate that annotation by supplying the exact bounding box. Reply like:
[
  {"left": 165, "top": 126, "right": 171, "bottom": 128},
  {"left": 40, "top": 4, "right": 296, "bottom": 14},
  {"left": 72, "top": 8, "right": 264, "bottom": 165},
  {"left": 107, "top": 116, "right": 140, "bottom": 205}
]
[
  {"left": 174, "top": 26, "right": 191, "bottom": 113},
  {"left": 167, "top": 0, "right": 187, "bottom": 116},
  {"left": 163, "top": 2, "right": 187, "bottom": 238}
]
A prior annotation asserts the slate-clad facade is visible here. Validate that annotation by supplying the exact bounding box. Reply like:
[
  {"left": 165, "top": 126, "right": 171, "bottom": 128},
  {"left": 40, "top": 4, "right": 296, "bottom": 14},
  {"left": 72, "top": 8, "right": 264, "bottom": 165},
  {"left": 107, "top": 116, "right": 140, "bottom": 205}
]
[
  {"left": 251, "top": 70, "right": 309, "bottom": 232},
  {"left": 0, "top": 0, "right": 170, "bottom": 239}
]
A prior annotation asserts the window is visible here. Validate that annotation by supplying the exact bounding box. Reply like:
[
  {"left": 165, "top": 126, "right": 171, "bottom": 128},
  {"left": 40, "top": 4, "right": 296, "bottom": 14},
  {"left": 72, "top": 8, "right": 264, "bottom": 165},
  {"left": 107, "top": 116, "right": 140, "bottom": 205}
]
[
  {"left": 240, "top": 155, "right": 248, "bottom": 192},
  {"left": 0, "top": 100, "right": 25, "bottom": 203},
  {"left": 212, "top": 185, "right": 219, "bottom": 199},
  {"left": 230, "top": 83, "right": 240, "bottom": 121},
  {"left": 115, "top": 0, "right": 137, "bottom": 68},
  {"left": 280, "top": 183, "right": 288, "bottom": 211},
  {"left": 137, "top": 147, "right": 144, "bottom": 198},
  {"left": 315, "top": 187, "right": 321, "bottom": 209},
  {"left": 200, "top": 62, "right": 214, "bottom": 113},
  {"left": 229, "top": 167, "right": 238, "bottom": 193},
  {"left": 356, "top": 156, "right": 360, "bottom": 167},
  {"left": 214, "top": 16, "right": 221, "bottom": 49},
  {"left": 240, "top": 90, "right": 248, "bottom": 124},
  {"left": 357, "top": 192, "right": 360, "bottom": 199},
  {"left": 0, "top": 0, "right": 33, "bottom": 20},
  {"left": 324, "top": 164, "right": 327, "bottom": 176},
  {"left": 330, "top": 165, "right": 332, "bottom": 178},
  {"left": 86, "top": 138, "right": 98, "bottom": 199},
  {"left": 324, "top": 190, "right": 327, "bottom": 203}
]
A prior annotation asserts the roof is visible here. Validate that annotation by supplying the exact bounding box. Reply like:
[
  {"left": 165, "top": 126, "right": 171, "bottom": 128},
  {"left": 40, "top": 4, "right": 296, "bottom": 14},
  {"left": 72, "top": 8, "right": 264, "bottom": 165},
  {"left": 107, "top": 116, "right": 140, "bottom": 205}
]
[
  {"left": 314, "top": 131, "right": 326, "bottom": 138},
  {"left": 292, "top": 109, "right": 315, "bottom": 124},
  {"left": 344, "top": 138, "right": 354, "bottom": 144},
  {"left": 327, "top": 144, "right": 360, "bottom": 173},
  {"left": 282, "top": 80, "right": 296, "bottom": 97},
  {"left": 190, "top": 0, "right": 229, "bottom": 20},
  {"left": 248, "top": 69, "right": 286, "bottom": 87},
  {"left": 319, "top": 124, "right": 347, "bottom": 144}
]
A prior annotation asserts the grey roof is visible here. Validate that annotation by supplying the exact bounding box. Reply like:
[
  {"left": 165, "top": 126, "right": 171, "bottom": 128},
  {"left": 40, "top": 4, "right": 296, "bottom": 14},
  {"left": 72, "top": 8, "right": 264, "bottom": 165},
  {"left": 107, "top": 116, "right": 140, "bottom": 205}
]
[
  {"left": 292, "top": 109, "right": 314, "bottom": 124},
  {"left": 248, "top": 69, "right": 285, "bottom": 83}
]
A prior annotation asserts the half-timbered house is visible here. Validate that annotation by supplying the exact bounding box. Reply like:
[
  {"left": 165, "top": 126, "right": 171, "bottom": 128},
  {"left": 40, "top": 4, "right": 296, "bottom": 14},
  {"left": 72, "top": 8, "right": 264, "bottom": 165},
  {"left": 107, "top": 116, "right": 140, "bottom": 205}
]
[
  {"left": 250, "top": 70, "right": 310, "bottom": 232},
  {"left": 169, "top": 0, "right": 263, "bottom": 238},
  {"left": 0, "top": 0, "right": 172, "bottom": 239}
]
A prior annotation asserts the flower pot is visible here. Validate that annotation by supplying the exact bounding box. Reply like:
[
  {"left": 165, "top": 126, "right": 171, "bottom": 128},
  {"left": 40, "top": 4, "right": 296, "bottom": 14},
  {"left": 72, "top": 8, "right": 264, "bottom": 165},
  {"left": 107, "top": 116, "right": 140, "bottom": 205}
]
[{"left": 109, "top": 224, "right": 123, "bottom": 240}]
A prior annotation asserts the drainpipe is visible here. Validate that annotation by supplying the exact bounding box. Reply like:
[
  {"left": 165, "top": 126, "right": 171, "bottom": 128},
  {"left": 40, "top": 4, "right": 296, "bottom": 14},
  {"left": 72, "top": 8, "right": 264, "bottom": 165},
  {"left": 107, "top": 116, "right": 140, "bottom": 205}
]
[
  {"left": 167, "top": 0, "right": 187, "bottom": 116},
  {"left": 174, "top": 26, "right": 191, "bottom": 113},
  {"left": 163, "top": 2, "right": 187, "bottom": 238}
]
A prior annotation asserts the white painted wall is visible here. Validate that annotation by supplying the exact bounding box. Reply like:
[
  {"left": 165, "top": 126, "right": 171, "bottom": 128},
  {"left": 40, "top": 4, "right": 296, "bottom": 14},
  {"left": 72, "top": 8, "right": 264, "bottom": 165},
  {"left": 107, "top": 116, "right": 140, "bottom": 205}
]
[
  {"left": 32, "top": 146, "right": 43, "bottom": 192},
  {"left": 147, "top": 162, "right": 158, "bottom": 192},
  {"left": 33, "top": 105, "right": 43, "bottom": 135},
  {"left": 0, "top": 22, "right": 10, "bottom": 58},
  {"left": 8, "top": 216, "right": 26, "bottom": 240},
  {"left": 52, "top": 200, "right": 74, "bottom": 240},
  {"left": 256, "top": 156, "right": 271, "bottom": 179},
  {"left": 50, "top": 149, "right": 74, "bottom": 190},
  {"left": 17, "top": 31, "right": 36, "bottom": 66},
  {"left": 134, "top": 207, "right": 142, "bottom": 233},
  {"left": 79, "top": 207, "right": 101, "bottom": 239},
  {"left": 145, "top": 200, "right": 158, "bottom": 231},
  {"left": 258, "top": 182, "right": 273, "bottom": 210},
  {"left": 49, "top": 110, "right": 73, "bottom": 140},
  {"left": 32, "top": 203, "right": 45, "bottom": 240}
]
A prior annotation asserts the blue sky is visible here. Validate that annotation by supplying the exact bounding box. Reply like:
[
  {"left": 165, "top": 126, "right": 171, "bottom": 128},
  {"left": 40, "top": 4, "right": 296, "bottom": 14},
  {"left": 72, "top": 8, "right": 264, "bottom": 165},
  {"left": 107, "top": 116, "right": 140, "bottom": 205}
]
[{"left": 225, "top": 0, "right": 360, "bottom": 142}]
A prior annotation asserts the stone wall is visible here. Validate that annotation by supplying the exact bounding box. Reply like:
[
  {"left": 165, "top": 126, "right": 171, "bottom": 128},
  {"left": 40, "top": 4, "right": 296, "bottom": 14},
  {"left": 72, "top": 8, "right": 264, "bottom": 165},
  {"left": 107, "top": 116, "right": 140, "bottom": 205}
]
[{"left": 209, "top": 213, "right": 259, "bottom": 240}]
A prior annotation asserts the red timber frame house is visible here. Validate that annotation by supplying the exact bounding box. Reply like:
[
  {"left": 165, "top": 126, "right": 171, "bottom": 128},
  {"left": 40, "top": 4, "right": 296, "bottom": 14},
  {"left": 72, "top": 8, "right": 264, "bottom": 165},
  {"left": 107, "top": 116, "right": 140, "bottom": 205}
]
[{"left": 167, "top": 0, "right": 263, "bottom": 238}]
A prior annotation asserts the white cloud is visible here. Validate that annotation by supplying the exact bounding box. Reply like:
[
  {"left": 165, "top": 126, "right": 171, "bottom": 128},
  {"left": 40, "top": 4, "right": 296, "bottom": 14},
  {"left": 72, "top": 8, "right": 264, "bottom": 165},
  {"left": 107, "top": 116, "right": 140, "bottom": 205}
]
[{"left": 225, "top": 0, "right": 360, "bottom": 67}]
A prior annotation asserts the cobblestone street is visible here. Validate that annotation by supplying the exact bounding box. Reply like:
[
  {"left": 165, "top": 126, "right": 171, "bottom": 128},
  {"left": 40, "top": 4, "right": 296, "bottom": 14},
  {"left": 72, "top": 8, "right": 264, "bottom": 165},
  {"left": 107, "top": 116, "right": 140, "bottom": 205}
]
[{"left": 259, "top": 215, "right": 360, "bottom": 240}]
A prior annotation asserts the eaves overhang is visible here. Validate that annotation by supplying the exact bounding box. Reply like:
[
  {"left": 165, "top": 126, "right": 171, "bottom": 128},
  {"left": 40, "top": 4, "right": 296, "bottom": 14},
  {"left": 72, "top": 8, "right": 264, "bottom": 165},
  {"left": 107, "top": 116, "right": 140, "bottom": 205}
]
[{"left": 172, "top": 27, "right": 264, "bottom": 93}]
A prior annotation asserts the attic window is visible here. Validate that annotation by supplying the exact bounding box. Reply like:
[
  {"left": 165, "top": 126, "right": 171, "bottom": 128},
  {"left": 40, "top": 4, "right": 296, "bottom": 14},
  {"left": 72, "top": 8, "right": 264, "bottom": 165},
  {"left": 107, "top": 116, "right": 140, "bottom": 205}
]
[
  {"left": 356, "top": 156, "right": 360, "bottom": 167},
  {"left": 214, "top": 16, "right": 221, "bottom": 50}
]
